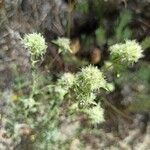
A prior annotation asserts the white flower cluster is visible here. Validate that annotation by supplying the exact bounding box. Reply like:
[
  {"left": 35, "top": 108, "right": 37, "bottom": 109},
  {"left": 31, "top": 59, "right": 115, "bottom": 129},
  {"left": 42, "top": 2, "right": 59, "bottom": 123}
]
[
  {"left": 22, "top": 33, "right": 47, "bottom": 58},
  {"left": 52, "top": 37, "right": 72, "bottom": 53},
  {"left": 74, "top": 65, "right": 107, "bottom": 108},
  {"left": 85, "top": 104, "right": 105, "bottom": 124},
  {"left": 76, "top": 65, "right": 107, "bottom": 91},
  {"left": 58, "top": 73, "right": 75, "bottom": 90},
  {"left": 52, "top": 73, "right": 75, "bottom": 101},
  {"left": 56, "top": 66, "right": 107, "bottom": 124},
  {"left": 109, "top": 40, "right": 143, "bottom": 65}
]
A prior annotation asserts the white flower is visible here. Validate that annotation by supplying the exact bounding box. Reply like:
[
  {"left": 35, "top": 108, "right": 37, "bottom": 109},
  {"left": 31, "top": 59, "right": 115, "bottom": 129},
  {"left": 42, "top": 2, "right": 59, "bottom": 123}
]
[
  {"left": 109, "top": 40, "right": 143, "bottom": 65},
  {"left": 52, "top": 37, "right": 71, "bottom": 53},
  {"left": 76, "top": 65, "right": 107, "bottom": 91},
  {"left": 22, "top": 33, "right": 47, "bottom": 58},
  {"left": 86, "top": 104, "right": 105, "bottom": 124},
  {"left": 58, "top": 73, "right": 75, "bottom": 89}
]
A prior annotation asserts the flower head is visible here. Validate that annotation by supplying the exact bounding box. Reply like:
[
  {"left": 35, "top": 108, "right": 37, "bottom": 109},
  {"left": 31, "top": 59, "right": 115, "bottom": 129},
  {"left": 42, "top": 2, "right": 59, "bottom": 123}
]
[
  {"left": 76, "top": 65, "right": 107, "bottom": 91},
  {"left": 58, "top": 73, "right": 75, "bottom": 89},
  {"left": 51, "top": 73, "right": 75, "bottom": 101},
  {"left": 73, "top": 65, "right": 107, "bottom": 106},
  {"left": 52, "top": 37, "right": 72, "bottom": 53},
  {"left": 85, "top": 104, "right": 105, "bottom": 124},
  {"left": 22, "top": 33, "right": 47, "bottom": 58},
  {"left": 109, "top": 40, "right": 143, "bottom": 65}
]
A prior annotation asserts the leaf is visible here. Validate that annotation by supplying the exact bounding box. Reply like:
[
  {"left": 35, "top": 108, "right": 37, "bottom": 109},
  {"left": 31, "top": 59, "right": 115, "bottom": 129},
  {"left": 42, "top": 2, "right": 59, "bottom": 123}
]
[
  {"left": 95, "top": 27, "right": 106, "bottom": 45},
  {"left": 141, "top": 36, "right": 150, "bottom": 50}
]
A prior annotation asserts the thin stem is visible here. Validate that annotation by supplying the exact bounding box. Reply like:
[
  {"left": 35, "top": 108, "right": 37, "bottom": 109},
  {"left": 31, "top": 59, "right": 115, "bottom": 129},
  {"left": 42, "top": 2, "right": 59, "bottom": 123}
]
[
  {"left": 30, "top": 56, "right": 39, "bottom": 98},
  {"left": 102, "top": 98, "right": 132, "bottom": 121},
  {"left": 102, "top": 57, "right": 121, "bottom": 72},
  {"left": 67, "top": 0, "right": 74, "bottom": 38}
]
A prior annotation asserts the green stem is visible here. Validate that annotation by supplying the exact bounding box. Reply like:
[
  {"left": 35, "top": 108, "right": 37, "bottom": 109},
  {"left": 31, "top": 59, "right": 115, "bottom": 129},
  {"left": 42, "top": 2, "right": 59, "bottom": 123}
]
[
  {"left": 103, "top": 57, "right": 121, "bottom": 72},
  {"left": 30, "top": 59, "right": 38, "bottom": 98},
  {"left": 67, "top": 0, "right": 74, "bottom": 38}
]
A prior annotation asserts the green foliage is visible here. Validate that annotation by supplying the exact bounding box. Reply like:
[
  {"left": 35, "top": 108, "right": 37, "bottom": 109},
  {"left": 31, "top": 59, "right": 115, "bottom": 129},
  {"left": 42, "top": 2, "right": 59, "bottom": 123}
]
[
  {"left": 137, "top": 64, "right": 150, "bottom": 81},
  {"left": 75, "top": 0, "right": 89, "bottom": 14},
  {"left": 116, "top": 62, "right": 150, "bottom": 113},
  {"left": 95, "top": 10, "right": 132, "bottom": 47},
  {"left": 141, "top": 36, "right": 150, "bottom": 50},
  {"left": 75, "top": 0, "right": 105, "bottom": 20},
  {"left": 95, "top": 27, "right": 106, "bottom": 45},
  {"left": 115, "top": 10, "right": 132, "bottom": 42}
]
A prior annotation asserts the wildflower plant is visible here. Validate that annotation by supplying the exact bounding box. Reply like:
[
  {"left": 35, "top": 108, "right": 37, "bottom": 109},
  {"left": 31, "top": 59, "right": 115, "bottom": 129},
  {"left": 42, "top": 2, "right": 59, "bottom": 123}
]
[
  {"left": 22, "top": 33, "right": 47, "bottom": 66},
  {"left": 8, "top": 32, "right": 144, "bottom": 148},
  {"left": 54, "top": 40, "right": 143, "bottom": 124},
  {"left": 19, "top": 33, "right": 47, "bottom": 116},
  {"left": 22, "top": 33, "right": 47, "bottom": 93},
  {"left": 22, "top": 34, "right": 144, "bottom": 125}
]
